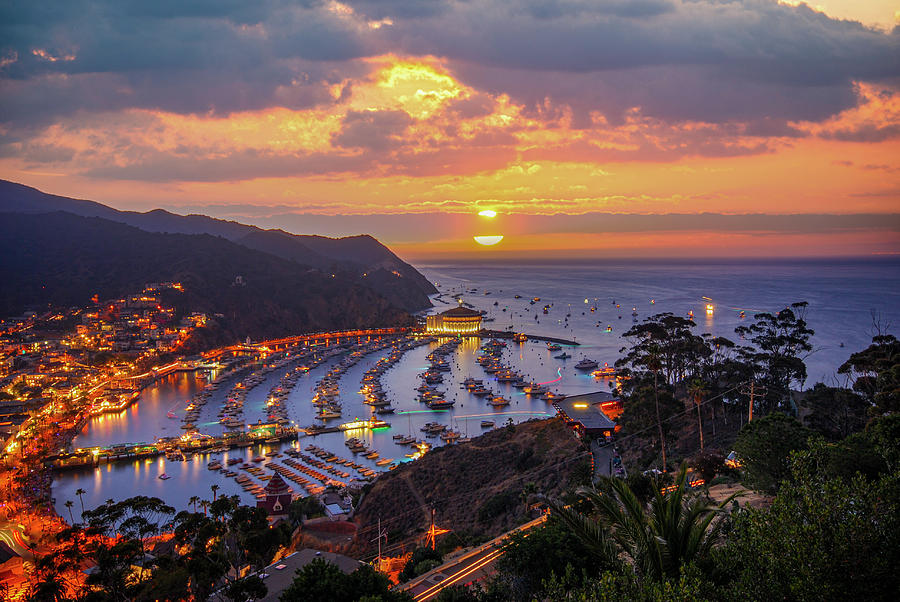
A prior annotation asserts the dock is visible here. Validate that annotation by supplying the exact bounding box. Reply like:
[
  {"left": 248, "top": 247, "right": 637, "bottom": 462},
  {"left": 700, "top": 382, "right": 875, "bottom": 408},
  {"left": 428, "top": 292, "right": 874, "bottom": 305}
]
[
  {"left": 480, "top": 329, "right": 579, "bottom": 346},
  {"left": 44, "top": 427, "right": 300, "bottom": 471}
]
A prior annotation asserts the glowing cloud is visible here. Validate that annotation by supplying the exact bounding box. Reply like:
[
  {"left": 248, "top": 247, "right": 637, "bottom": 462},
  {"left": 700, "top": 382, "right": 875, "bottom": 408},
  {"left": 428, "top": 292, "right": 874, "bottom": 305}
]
[{"left": 474, "top": 235, "right": 504, "bottom": 246}]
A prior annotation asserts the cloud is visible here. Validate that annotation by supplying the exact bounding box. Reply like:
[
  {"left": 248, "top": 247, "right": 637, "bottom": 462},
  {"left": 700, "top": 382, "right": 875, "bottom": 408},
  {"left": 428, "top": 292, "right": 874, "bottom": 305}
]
[
  {"left": 1, "top": 0, "right": 898, "bottom": 132},
  {"left": 331, "top": 109, "right": 413, "bottom": 150}
]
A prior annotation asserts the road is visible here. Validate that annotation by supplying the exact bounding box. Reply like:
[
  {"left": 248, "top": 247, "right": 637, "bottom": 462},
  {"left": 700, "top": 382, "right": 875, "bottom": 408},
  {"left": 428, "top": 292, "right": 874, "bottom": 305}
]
[
  {"left": 401, "top": 514, "right": 548, "bottom": 601},
  {"left": 0, "top": 518, "right": 33, "bottom": 559}
]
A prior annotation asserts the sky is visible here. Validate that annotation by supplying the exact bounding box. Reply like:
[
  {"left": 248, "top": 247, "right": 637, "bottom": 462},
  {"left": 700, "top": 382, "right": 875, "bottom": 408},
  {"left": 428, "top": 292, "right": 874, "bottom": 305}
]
[{"left": 1, "top": 0, "right": 899, "bottom": 260}]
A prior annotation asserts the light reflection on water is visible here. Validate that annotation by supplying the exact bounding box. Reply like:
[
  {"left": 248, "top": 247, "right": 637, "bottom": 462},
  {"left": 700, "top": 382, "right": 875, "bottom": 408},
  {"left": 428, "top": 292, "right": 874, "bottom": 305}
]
[{"left": 54, "top": 259, "right": 900, "bottom": 517}]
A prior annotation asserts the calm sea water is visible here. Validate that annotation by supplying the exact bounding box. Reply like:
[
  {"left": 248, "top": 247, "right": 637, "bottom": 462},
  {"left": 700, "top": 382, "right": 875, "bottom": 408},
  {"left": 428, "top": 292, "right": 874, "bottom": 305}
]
[{"left": 53, "top": 258, "right": 900, "bottom": 517}]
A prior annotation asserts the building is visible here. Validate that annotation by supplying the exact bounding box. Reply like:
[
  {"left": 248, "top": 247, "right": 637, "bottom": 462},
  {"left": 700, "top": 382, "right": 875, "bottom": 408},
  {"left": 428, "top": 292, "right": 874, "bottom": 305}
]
[
  {"left": 425, "top": 301, "right": 482, "bottom": 335},
  {"left": 257, "top": 472, "right": 293, "bottom": 517},
  {"left": 554, "top": 391, "right": 619, "bottom": 438},
  {"left": 254, "top": 549, "right": 363, "bottom": 602}
]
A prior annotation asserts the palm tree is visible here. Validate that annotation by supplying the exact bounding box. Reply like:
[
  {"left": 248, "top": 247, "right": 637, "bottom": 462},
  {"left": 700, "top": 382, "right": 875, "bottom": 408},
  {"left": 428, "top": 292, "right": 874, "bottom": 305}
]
[
  {"left": 189, "top": 495, "right": 200, "bottom": 513},
  {"left": 548, "top": 464, "right": 739, "bottom": 582},
  {"left": 64, "top": 500, "right": 75, "bottom": 525},
  {"left": 74, "top": 488, "right": 86, "bottom": 520},
  {"left": 211, "top": 484, "right": 219, "bottom": 502},
  {"left": 647, "top": 345, "right": 667, "bottom": 471},
  {"left": 199, "top": 500, "right": 210, "bottom": 517},
  {"left": 688, "top": 379, "right": 706, "bottom": 451}
]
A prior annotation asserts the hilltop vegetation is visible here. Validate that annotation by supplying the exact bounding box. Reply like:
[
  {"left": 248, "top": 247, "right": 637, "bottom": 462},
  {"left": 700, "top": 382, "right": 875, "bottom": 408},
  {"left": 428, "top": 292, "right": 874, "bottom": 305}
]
[
  {"left": 0, "top": 212, "right": 412, "bottom": 344},
  {"left": 353, "top": 418, "right": 591, "bottom": 556},
  {"left": 0, "top": 179, "right": 436, "bottom": 314}
]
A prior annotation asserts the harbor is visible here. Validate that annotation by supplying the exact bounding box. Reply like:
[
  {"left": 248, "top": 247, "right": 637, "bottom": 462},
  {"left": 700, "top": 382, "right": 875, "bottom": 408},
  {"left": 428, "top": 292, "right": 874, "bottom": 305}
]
[{"left": 51, "top": 328, "right": 609, "bottom": 515}]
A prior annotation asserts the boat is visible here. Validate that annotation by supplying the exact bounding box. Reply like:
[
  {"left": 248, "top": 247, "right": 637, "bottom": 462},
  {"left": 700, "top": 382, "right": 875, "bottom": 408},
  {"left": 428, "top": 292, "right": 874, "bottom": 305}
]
[
  {"left": 167, "top": 411, "right": 177, "bottom": 419},
  {"left": 427, "top": 399, "right": 455, "bottom": 410},
  {"left": 207, "top": 461, "right": 223, "bottom": 470},
  {"left": 523, "top": 382, "right": 547, "bottom": 395},
  {"left": 488, "top": 395, "right": 510, "bottom": 407},
  {"left": 592, "top": 363, "right": 617, "bottom": 377},
  {"left": 546, "top": 343, "right": 562, "bottom": 351},
  {"left": 513, "top": 333, "right": 528, "bottom": 343},
  {"left": 375, "top": 458, "right": 393, "bottom": 466},
  {"left": 440, "top": 430, "right": 461, "bottom": 442},
  {"left": 158, "top": 473, "right": 171, "bottom": 480},
  {"left": 575, "top": 358, "right": 599, "bottom": 370},
  {"left": 480, "top": 420, "right": 495, "bottom": 428},
  {"left": 554, "top": 352, "right": 571, "bottom": 359}
]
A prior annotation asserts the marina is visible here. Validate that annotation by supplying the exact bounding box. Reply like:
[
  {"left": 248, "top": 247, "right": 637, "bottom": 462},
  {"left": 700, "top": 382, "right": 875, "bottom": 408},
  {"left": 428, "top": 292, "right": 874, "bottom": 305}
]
[{"left": 52, "top": 259, "right": 900, "bottom": 516}]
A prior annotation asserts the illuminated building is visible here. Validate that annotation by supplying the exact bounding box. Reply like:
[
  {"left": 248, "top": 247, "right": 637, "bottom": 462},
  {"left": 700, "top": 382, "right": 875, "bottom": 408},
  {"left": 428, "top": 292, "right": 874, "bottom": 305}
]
[
  {"left": 257, "top": 471, "right": 292, "bottom": 516},
  {"left": 553, "top": 392, "right": 619, "bottom": 438},
  {"left": 425, "top": 302, "right": 482, "bottom": 335}
]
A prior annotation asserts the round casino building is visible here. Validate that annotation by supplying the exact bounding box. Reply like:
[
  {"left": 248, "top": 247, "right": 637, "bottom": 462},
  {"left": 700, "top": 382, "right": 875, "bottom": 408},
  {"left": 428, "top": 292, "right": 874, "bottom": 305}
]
[{"left": 425, "top": 303, "right": 483, "bottom": 335}]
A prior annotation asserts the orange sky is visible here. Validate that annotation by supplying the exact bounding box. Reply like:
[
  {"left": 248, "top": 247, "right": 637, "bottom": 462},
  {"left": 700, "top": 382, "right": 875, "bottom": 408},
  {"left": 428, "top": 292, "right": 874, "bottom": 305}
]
[{"left": 1, "top": 1, "right": 898, "bottom": 259}]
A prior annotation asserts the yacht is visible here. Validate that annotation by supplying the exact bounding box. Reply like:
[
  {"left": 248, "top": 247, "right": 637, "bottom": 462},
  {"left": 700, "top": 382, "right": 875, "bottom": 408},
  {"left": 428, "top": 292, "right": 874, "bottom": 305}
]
[
  {"left": 480, "top": 420, "right": 495, "bottom": 428},
  {"left": 523, "top": 382, "right": 547, "bottom": 395},
  {"left": 554, "top": 352, "right": 571, "bottom": 359},
  {"left": 575, "top": 358, "right": 599, "bottom": 370},
  {"left": 488, "top": 395, "right": 510, "bottom": 407}
]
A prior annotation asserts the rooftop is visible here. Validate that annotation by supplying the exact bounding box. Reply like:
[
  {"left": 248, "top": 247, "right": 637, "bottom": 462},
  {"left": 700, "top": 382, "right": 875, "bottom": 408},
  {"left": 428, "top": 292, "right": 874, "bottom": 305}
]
[
  {"left": 255, "top": 548, "right": 363, "bottom": 602},
  {"left": 439, "top": 306, "right": 482, "bottom": 318},
  {"left": 554, "top": 391, "right": 618, "bottom": 431}
]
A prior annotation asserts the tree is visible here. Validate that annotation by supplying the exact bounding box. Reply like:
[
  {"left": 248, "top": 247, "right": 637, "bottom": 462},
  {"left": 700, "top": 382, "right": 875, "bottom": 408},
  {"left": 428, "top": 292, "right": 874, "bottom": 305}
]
[
  {"left": 687, "top": 379, "right": 706, "bottom": 450},
  {"left": 189, "top": 495, "right": 200, "bottom": 513},
  {"left": 838, "top": 334, "right": 900, "bottom": 415},
  {"left": 616, "top": 314, "right": 714, "bottom": 471},
  {"left": 733, "top": 412, "right": 812, "bottom": 493},
  {"left": 801, "top": 383, "right": 868, "bottom": 440},
  {"left": 280, "top": 558, "right": 412, "bottom": 602},
  {"left": 222, "top": 575, "right": 267, "bottom": 602},
  {"left": 75, "top": 488, "right": 86, "bottom": 521},
  {"left": 492, "top": 519, "right": 606, "bottom": 600},
  {"left": 719, "top": 439, "right": 900, "bottom": 600},
  {"left": 689, "top": 450, "right": 724, "bottom": 487},
  {"left": 548, "top": 464, "right": 738, "bottom": 583},
  {"left": 288, "top": 495, "right": 325, "bottom": 526},
  {"left": 211, "top": 483, "right": 219, "bottom": 502},
  {"left": 64, "top": 500, "right": 75, "bottom": 525},
  {"left": 398, "top": 545, "right": 443, "bottom": 583},
  {"left": 735, "top": 303, "right": 814, "bottom": 415}
]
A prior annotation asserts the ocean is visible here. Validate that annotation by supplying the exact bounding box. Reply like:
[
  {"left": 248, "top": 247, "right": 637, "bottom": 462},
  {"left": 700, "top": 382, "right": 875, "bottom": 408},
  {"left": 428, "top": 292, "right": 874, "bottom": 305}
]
[
  {"left": 53, "top": 257, "right": 900, "bottom": 516},
  {"left": 417, "top": 257, "right": 900, "bottom": 386}
]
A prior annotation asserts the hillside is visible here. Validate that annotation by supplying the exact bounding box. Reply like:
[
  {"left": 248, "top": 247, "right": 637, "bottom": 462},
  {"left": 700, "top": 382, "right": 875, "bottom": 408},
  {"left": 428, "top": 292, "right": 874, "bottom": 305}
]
[
  {"left": 352, "top": 418, "right": 591, "bottom": 556},
  {"left": 0, "top": 212, "right": 412, "bottom": 342},
  {"left": 0, "top": 180, "right": 436, "bottom": 311}
]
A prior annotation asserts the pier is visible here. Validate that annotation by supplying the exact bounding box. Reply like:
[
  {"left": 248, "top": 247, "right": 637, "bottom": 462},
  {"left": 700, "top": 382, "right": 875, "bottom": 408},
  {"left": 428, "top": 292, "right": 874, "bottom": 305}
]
[
  {"left": 480, "top": 329, "right": 580, "bottom": 346},
  {"left": 44, "top": 425, "right": 300, "bottom": 471}
]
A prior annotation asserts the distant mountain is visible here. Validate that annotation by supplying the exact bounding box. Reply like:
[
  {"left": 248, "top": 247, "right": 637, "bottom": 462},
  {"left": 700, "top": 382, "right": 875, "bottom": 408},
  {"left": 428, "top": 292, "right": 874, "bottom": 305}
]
[
  {"left": 0, "top": 211, "right": 413, "bottom": 343},
  {"left": 0, "top": 180, "right": 436, "bottom": 312}
]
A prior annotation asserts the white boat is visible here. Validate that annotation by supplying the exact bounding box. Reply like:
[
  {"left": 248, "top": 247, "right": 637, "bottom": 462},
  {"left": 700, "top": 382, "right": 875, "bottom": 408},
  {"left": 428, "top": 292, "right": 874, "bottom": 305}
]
[
  {"left": 158, "top": 473, "right": 171, "bottom": 480},
  {"left": 575, "top": 358, "right": 599, "bottom": 370}
]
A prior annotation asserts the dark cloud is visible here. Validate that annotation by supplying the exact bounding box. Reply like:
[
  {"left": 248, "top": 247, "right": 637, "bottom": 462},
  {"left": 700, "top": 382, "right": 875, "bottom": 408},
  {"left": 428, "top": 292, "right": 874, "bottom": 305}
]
[
  {"left": 81, "top": 147, "right": 374, "bottom": 182},
  {"left": 1, "top": 0, "right": 898, "bottom": 132},
  {"left": 331, "top": 110, "right": 413, "bottom": 151},
  {"left": 148, "top": 209, "right": 900, "bottom": 245},
  {"left": 822, "top": 123, "right": 900, "bottom": 143}
]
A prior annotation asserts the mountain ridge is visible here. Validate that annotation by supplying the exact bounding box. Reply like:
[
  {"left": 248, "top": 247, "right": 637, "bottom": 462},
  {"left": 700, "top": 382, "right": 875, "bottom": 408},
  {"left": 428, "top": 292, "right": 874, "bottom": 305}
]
[
  {"left": 0, "top": 180, "right": 436, "bottom": 312},
  {"left": 0, "top": 211, "right": 413, "bottom": 344}
]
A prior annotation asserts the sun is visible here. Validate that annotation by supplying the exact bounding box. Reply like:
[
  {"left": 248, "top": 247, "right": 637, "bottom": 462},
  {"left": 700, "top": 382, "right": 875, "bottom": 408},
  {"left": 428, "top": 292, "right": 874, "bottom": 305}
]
[
  {"left": 474, "top": 235, "right": 504, "bottom": 246},
  {"left": 478, "top": 209, "right": 497, "bottom": 218}
]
